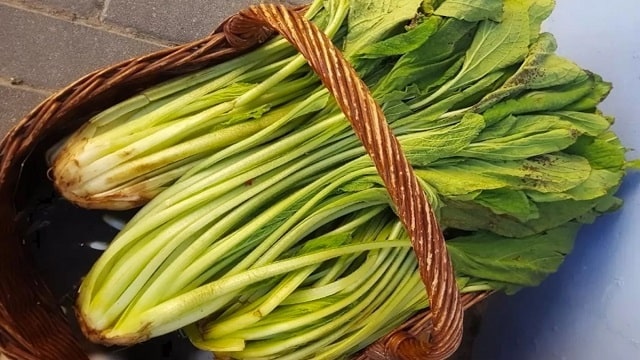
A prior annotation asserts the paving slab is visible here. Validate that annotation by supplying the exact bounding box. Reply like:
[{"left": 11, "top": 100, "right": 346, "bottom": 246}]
[
  {"left": 0, "top": 3, "right": 162, "bottom": 90},
  {"left": 17, "top": 0, "right": 104, "bottom": 17},
  {"left": 0, "top": 84, "right": 48, "bottom": 138},
  {"left": 102, "top": 0, "right": 309, "bottom": 43}
]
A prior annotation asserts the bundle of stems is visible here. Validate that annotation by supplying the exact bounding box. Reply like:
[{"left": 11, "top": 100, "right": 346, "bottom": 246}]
[{"left": 63, "top": 0, "right": 634, "bottom": 359}]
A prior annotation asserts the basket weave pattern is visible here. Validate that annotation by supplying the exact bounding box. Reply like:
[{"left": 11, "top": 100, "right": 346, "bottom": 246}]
[{"left": 0, "top": 4, "right": 490, "bottom": 360}]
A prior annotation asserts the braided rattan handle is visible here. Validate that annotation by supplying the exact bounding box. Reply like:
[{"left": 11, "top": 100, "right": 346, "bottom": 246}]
[{"left": 226, "top": 4, "right": 464, "bottom": 359}]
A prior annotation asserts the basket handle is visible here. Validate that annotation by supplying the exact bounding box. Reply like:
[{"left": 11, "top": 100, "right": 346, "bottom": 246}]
[{"left": 225, "top": 4, "right": 463, "bottom": 359}]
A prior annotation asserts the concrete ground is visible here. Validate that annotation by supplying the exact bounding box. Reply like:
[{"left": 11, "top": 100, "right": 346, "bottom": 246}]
[{"left": 0, "top": 0, "right": 305, "bottom": 137}]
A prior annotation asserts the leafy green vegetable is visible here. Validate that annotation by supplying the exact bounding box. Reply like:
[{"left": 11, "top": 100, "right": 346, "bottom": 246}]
[
  {"left": 344, "top": 0, "right": 424, "bottom": 56},
  {"left": 446, "top": 0, "right": 530, "bottom": 89},
  {"left": 447, "top": 222, "right": 579, "bottom": 289},
  {"left": 59, "top": 0, "right": 636, "bottom": 359},
  {"left": 435, "top": 0, "right": 504, "bottom": 22},
  {"left": 358, "top": 17, "right": 440, "bottom": 58}
]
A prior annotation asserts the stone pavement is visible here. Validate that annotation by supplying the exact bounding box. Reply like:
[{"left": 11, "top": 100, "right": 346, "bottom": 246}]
[{"left": 0, "top": 0, "right": 303, "bottom": 137}]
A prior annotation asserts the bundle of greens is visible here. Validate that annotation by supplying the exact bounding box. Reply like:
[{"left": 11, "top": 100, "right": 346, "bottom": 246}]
[
  {"left": 50, "top": 1, "right": 337, "bottom": 209},
  {"left": 56, "top": 0, "right": 637, "bottom": 359}
]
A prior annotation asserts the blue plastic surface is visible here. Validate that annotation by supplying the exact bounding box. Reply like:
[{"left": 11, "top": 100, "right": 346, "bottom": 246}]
[{"left": 473, "top": 1, "right": 640, "bottom": 359}]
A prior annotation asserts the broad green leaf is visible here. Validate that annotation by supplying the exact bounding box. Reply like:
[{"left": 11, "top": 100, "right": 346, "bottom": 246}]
[
  {"left": 382, "top": 100, "right": 414, "bottom": 122},
  {"left": 447, "top": 222, "right": 579, "bottom": 287},
  {"left": 594, "top": 194, "right": 624, "bottom": 213},
  {"left": 549, "top": 111, "right": 611, "bottom": 137},
  {"left": 474, "top": 112, "right": 608, "bottom": 146},
  {"left": 415, "top": 57, "right": 467, "bottom": 98},
  {"left": 460, "top": 128, "right": 578, "bottom": 160},
  {"left": 576, "top": 194, "right": 623, "bottom": 224},
  {"left": 449, "top": 0, "right": 530, "bottom": 89},
  {"left": 375, "top": 19, "right": 477, "bottom": 95},
  {"left": 402, "top": 113, "right": 486, "bottom": 165},
  {"left": 483, "top": 114, "right": 571, "bottom": 140},
  {"left": 420, "top": 70, "right": 506, "bottom": 114},
  {"left": 475, "top": 189, "right": 539, "bottom": 222},
  {"left": 526, "top": 0, "right": 555, "bottom": 42},
  {"left": 519, "top": 53, "right": 586, "bottom": 89},
  {"left": 564, "top": 75, "right": 612, "bottom": 111},
  {"left": 442, "top": 191, "right": 609, "bottom": 237},
  {"left": 379, "top": 86, "right": 421, "bottom": 121},
  {"left": 400, "top": 70, "right": 505, "bottom": 129},
  {"left": 482, "top": 75, "right": 597, "bottom": 124},
  {"left": 434, "top": 0, "right": 504, "bottom": 22},
  {"left": 472, "top": 33, "right": 588, "bottom": 112},
  {"left": 447, "top": 190, "right": 482, "bottom": 201},
  {"left": 566, "top": 132, "right": 626, "bottom": 170},
  {"left": 496, "top": 154, "right": 591, "bottom": 193},
  {"left": 418, "top": 153, "right": 592, "bottom": 195},
  {"left": 527, "top": 169, "right": 623, "bottom": 202},
  {"left": 527, "top": 194, "right": 621, "bottom": 230},
  {"left": 440, "top": 200, "right": 539, "bottom": 237},
  {"left": 358, "top": 17, "right": 440, "bottom": 59},
  {"left": 345, "top": 0, "right": 424, "bottom": 56},
  {"left": 475, "top": 115, "right": 517, "bottom": 141}
]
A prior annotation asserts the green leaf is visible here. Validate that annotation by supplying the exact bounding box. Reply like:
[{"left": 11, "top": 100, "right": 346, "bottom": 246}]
[
  {"left": 447, "top": 222, "right": 580, "bottom": 288},
  {"left": 450, "top": 0, "right": 530, "bottom": 89},
  {"left": 419, "top": 153, "right": 592, "bottom": 196},
  {"left": 398, "top": 69, "right": 505, "bottom": 130},
  {"left": 564, "top": 75, "right": 612, "bottom": 111},
  {"left": 402, "top": 113, "right": 486, "bottom": 165},
  {"left": 472, "top": 33, "right": 588, "bottom": 112},
  {"left": 527, "top": 169, "right": 623, "bottom": 202},
  {"left": 460, "top": 128, "right": 579, "bottom": 160},
  {"left": 374, "top": 19, "right": 477, "bottom": 95},
  {"left": 475, "top": 115, "right": 518, "bottom": 141},
  {"left": 379, "top": 86, "right": 420, "bottom": 121},
  {"left": 531, "top": 195, "right": 616, "bottom": 228},
  {"left": 440, "top": 200, "right": 536, "bottom": 237},
  {"left": 345, "top": 0, "right": 424, "bottom": 56},
  {"left": 566, "top": 132, "right": 626, "bottom": 170},
  {"left": 526, "top": 0, "right": 555, "bottom": 42},
  {"left": 594, "top": 194, "right": 623, "bottom": 214},
  {"left": 481, "top": 75, "right": 597, "bottom": 124},
  {"left": 358, "top": 17, "right": 440, "bottom": 59},
  {"left": 475, "top": 189, "right": 539, "bottom": 222},
  {"left": 548, "top": 111, "right": 611, "bottom": 137},
  {"left": 472, "top": 112, "right": 609, "bottom": 153},
  {"left": 411, "top": 69, "right": 506, "bottom": 119},
  {"left": 435, "top": 0, "right": 504, "bottom": 22},
  {"left": 627, "top": 159, "right": 640, "bottom": 170},
  {"left": 519, "top": 44, "right": 585, "bottom": 90},
  {"left": 479, "top": 114, "right": 568, "bottom": 140}
]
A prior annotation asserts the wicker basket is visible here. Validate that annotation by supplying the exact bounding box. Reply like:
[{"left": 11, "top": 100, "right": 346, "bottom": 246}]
[{"left": 0, "top": 4, "right": 491, "bottom": 360}]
